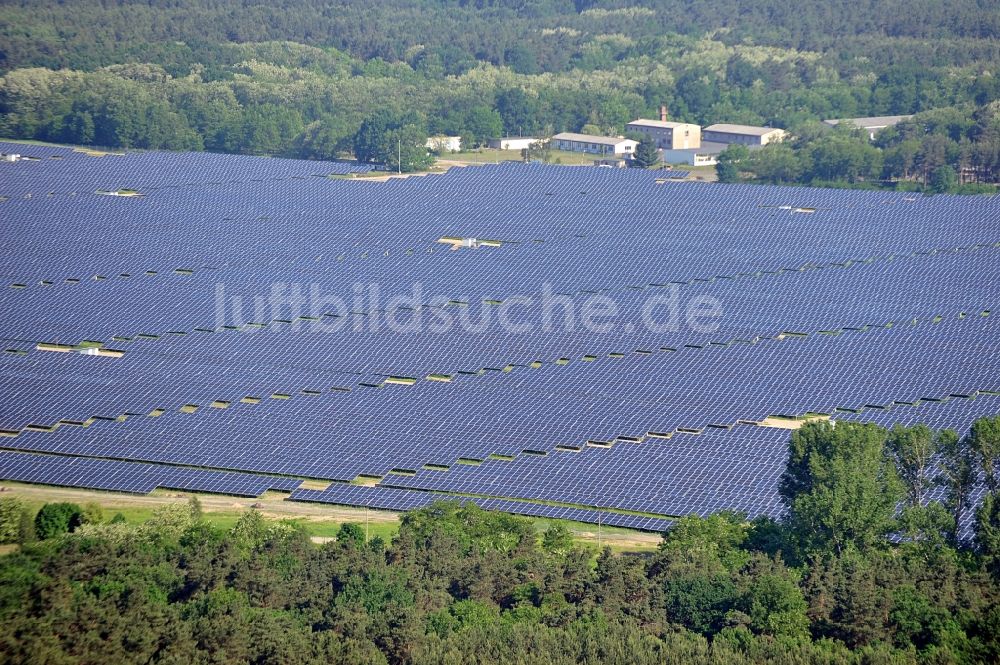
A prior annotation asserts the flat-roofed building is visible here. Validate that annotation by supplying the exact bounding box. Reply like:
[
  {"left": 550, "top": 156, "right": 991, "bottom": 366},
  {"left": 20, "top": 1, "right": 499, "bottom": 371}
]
[
  {"left": 822, "top": 115, "right": 913, "bottom": 140},
  {"left": 662, "top": 141, "right": 733, "bottom": 167},
  {"left": 626, "top": 119, "right": 701, "bottom": 150},
  {"left": 552, "top": 132, "right": 638, "bottom": 156},
  {"left": 425, "top": 136, "right": 462, "bottom": 153},
  {"left": 488, "top": 137, "right": 542, "bottom": 151},
  {"left": 703, "top": 123, "right": 786, "bottom": 146}
]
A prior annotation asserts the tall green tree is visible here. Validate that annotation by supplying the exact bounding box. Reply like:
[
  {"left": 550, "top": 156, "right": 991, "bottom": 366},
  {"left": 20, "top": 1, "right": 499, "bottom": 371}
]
[
  {"left": 805, "top": 132, "right": 882, "bottom": 183},
  {"left": 630, "top": 138, "right": 659, "bottom": 169},
  {"left": 975, "top": 492, "right": 1000, "bottom": 579},
  {"left": 337, "top": 522, "right": 366, "bottom": 547},
  {"left": 936, "top": 428, "right": 978, "bottom": 545},
  {"left": 353, "top": 110, "right": 432, "bottom": 172},
  {"left": 495, "top": 88, "right": 541, "bottom": 136},
  {"left": 739, "top": 557, "right": 810, "bottom": 638},
  {"left": 746, "top": 144, "right": 804, "bottom": 184},
  {"left": 353, "top": 109, "right": 394, "bottom": 164},
  {"left": 386, "top": 126, "right": 434, "bottom": 172},
  {"left": 780, "top": 421, "right": 903, "bottom": 556},
  {"left": 34, "top": 502, "right": 83, "bottom": 540},
  {"left": 969, "top": 416, "right": 1000, "bottom": 492},
  {"left": 0, "top": 497, "right": 27, "bottom": 544},
  {"left": 716, "top": 144, "right": 749, "bottom": 183},
  {"left": 299, "top": 114, "right": 355, "bottom": 160},
  {"left": 460, "top": 106, "right": 503, "bottom": 148},
  {"left": 887, "top": 424, "right": 937, "bottom": 507},
  {"left": 929, "top": 165, "right": 959, "bottom": 193}
]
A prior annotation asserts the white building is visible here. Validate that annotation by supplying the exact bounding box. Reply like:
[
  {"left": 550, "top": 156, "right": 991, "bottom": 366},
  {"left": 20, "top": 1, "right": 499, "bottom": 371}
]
[
  {"left": 822, "top": 115, "right": 913, "bottom": 140},
  {"left": 488, "top": 137, "right": 541, "bottom": 151},
  {"left": 703, "top": 124, "right": 786, "bottom": 146},
  {"left": 661, "top": 143, "right": 730, "bottom": 166},
  {"left": 425, "top": 136, "right": 462, "bottom": 153},
  {"left": 626, "top": 119, "right": 701, "bottom": 150},
  {"left": 552, "top": 132, "right": 638, "bottom": 156},
  {"left": 662, "top": 139, "right": 766, "bottom": 167}
]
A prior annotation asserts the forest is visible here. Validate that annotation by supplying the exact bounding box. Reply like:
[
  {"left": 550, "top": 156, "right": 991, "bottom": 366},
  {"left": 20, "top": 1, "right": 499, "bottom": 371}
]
[
  {"left": 715, "top": 104, "right": 1000, "bottom": 193},
  {"left": 1, "top": 417, "right": 1000, "bottom": 663},
  {"left": 0, "top": 0, "right": 998, "bottom": 182}
]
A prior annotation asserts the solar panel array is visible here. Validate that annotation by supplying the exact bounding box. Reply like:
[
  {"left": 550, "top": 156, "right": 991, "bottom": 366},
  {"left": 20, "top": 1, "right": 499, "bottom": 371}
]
[
  {"left": 1, "top": 142, "right": 997, "bottom": 533},
  {"left": 290, "top": 483, "right": 673, "bottom": 531},
  {"left": 0, "top": 450, "right": 301, "bottom": 496}
]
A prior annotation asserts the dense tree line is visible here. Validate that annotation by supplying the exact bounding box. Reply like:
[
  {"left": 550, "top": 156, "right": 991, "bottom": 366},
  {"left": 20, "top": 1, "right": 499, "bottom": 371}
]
[
  {"left": 2, "top": 416, "right": 1000, "bottom": 662},
  {"left": 0, "top": 0, "right": 998, "bottom": 172},
  {"left": 2, "top": 50, "right": 997, "bottom": 170},
  {"left": 1, "top": 0, "right": 998, "bottom": 75}
]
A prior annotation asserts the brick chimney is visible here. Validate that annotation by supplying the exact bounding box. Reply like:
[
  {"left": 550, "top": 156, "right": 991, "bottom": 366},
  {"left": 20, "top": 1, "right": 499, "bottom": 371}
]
[{"left": 659, "top": 105, "right": 668, "bottom": 122}]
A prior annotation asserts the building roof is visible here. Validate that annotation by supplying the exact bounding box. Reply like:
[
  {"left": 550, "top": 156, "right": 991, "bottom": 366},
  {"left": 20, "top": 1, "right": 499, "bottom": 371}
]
[
  {"left": 626, "top": 119, "right": 698, "bottom": 129},
  {"left": 822, "top": 115, "right": 913, "bottom": 129},
  {"left": 664, "top": 141, "right": 758, "bottom": 157},
  {"left": 704, "top": 123, "right": 783, "bottom": 136},
  {"left": 552, "top": 132, "right": 637, "bottom": 146}
]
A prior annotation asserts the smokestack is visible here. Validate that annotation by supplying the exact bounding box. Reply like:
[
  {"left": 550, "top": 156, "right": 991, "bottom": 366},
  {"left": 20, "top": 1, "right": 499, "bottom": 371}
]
[{"left": 659, "top": 105, "right": 668, "bottom": 122}]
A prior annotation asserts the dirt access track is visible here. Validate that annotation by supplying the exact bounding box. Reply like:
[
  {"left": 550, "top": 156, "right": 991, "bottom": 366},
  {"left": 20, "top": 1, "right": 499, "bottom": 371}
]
[
  {"left": 0, "top": 482, "right": 664, "bottom": 550},
  {"left": 1, "top": 482, "right": 399, "bottom": 525}
]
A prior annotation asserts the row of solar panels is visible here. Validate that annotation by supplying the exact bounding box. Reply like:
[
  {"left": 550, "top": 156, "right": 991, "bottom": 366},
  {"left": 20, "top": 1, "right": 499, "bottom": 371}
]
[
  {"left": 1, "top": 391, "right": 994, "bottom": 532},
  {"left": 0, "top": 449, "right": 301, "bottom": 496},
  {"left": 4, "top": 244, "right": 994, "bottom": 375},
  {"left": 0, "top": 449, "right": 673, "bottom": 532},
  {"left": 3, "top": 159, "right": 996, "bottom": 286},
  {"left": 289, "top": 483, "right": 674, "bottom": 531},
  {"left": 11, "top": 238, "right": 991, "bottom": 342},
  {"left": 0, "top": 141, "right": 371, "bottom": 197},
  {"left": 1, "top": 321, "right": 995, "bottom": 524},
  {"left": 2, "top": 147, "right": 996, "bottom": 534},
  {"left": 3, "top": 312, "right": 993, "bottom": 438}
]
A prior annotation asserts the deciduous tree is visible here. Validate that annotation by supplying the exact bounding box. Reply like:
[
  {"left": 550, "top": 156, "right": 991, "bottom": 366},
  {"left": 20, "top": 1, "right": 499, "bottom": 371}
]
[{"left": 780, "top": 421, "right": 902, "bottom": 556}]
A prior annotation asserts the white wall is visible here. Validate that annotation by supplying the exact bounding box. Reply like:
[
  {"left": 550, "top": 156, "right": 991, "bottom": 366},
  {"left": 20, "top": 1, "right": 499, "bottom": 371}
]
[{"left": 488, "top": 138, "right": 538, "bottom": 150}]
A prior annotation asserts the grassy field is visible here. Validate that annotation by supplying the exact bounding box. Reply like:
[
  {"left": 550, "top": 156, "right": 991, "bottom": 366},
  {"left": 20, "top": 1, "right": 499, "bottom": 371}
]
[
  {"left": 1, "top": 482, "right": 664, "bottom": 553},
  {"left": 439, "top": 149, "right": 522, "bottom": 164}
]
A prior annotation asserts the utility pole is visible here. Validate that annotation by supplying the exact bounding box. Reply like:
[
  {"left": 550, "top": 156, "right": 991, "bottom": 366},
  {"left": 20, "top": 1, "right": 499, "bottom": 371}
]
[
  {"left": 365, "top": 503, "right": 370, "bottom": 543},
  {"left": 397, "top": 138, "right": 401, "bottom": 175}
]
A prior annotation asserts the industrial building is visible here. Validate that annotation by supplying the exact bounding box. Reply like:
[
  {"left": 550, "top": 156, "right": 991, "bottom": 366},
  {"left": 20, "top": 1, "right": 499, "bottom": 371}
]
[
  {"left": 626, "top": 119, "right": 701, "bottom": 150},
  {"left": 488, "top": 137, "right": 542, "bottom": 151},
  {"left": 552, "top": 132, "right": 638, "bottom": 156},
  {"left": 425, "top": 136, "right": 462, "bottom": 153},
  {"left": 626, "top": 107, "right": 701, "bottom": 150},
  {"left": 661, "top": 141, "right": 732, "bottom": 167},
  {"left": 703, "top": 124, "right": 786, "bottom": 146},
  {"left": 822, "top": 115, "right": 912, "bottom": 140}
]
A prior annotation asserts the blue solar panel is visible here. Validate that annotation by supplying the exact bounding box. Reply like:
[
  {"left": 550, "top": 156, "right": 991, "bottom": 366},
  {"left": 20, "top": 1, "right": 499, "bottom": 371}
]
[
  {"left": 288, "top": 483, "right": 673, "bottom": 532},
  {"left": 1, "top": 149, "right": 996, "bottom": 530},
  {"left": 0, "top": 450, "right": 301, "bottom": 496}
]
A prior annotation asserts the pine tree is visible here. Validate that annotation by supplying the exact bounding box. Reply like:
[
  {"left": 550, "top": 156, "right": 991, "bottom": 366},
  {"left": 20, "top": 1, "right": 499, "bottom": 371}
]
[{"left": 631, "top": 139, "right": 659, "bottom": 169}]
